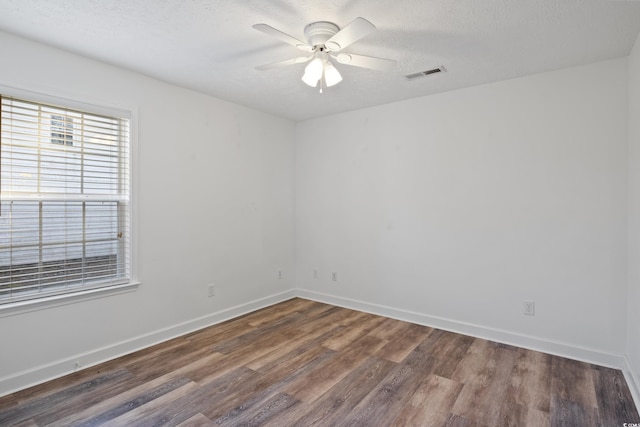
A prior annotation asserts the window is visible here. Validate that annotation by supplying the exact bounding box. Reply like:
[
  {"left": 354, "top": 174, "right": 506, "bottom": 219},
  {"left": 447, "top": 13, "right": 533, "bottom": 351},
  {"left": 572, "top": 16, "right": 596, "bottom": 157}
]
[{"left": 0, "top": 94, "right": 131, "bottom": 304}]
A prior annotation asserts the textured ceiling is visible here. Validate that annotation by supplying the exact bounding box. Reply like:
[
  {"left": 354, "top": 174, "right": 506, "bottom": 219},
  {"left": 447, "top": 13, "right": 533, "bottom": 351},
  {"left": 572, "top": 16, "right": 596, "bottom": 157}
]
[{"left": 0, "top": 0, "right": 639, "bottom": 121}]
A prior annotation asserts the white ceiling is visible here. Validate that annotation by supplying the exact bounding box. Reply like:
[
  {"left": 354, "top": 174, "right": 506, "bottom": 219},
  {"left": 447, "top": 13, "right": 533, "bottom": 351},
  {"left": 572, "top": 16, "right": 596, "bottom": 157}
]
[{"left": 0, "top": 0, "right": 639, "bottom": 121}]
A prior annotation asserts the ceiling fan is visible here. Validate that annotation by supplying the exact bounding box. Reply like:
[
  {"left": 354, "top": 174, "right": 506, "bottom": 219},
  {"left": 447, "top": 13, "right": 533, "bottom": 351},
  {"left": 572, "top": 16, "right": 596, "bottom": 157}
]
[{"left": 253, "top": 17, "right": 396, "bottom": 92}]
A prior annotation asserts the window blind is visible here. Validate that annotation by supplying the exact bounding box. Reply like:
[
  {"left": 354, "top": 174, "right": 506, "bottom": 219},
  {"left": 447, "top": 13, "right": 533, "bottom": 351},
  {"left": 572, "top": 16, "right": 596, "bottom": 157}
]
[{"left": 0, "top": 95, "right": 130, "bottom": 303}]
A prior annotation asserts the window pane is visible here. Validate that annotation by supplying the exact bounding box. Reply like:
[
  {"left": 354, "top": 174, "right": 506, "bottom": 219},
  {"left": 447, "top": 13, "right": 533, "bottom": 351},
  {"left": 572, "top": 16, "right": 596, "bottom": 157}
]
[
  {"left": 39, "top": 146, "right": 83, "bottom": 194},
  {"left": 1, "top": 144, "right": 39, "bottom": 193},
  {"left": 42, "top": 202, "right": 83, "bottom": 247},
  {"left": 0, "top": 201, "right": 40, "bottom": 252}
]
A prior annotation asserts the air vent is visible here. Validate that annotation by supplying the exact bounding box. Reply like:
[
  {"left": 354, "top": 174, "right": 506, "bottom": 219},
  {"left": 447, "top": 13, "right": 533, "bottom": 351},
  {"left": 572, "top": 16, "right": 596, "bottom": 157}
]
[{"left": 405, "top": 66, "right": 446, "bottom": 81}]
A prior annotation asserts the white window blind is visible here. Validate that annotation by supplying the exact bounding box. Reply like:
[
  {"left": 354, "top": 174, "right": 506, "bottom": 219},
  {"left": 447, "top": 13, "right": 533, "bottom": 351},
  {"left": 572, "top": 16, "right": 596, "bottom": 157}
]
[{"left": 0, "top": 95, "right": 130, "bottom": 303}]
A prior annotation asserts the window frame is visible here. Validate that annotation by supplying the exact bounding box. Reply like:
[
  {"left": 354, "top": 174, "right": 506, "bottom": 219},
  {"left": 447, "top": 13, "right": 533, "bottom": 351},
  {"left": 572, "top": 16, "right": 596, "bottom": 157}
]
[{"left": 0, "top": 85, "right": 138, "bottom": 315}]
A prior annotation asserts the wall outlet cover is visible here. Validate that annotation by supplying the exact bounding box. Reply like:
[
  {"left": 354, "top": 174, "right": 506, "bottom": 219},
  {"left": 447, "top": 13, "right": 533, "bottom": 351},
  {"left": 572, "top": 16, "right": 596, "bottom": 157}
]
[{"left": 523, "top": 301, "right": 535, "bottom": 316}]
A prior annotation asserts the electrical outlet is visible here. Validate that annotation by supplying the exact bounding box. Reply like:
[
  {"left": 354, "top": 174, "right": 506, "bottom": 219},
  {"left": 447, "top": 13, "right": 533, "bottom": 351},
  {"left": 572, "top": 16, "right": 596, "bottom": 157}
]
[
  {"left": 313, "top": 269, "right": 319, "bottom": 279},
  {"left": 278, "top": 270, "right": 283, "bottom": 279},
  {"left": 523, "top": 301, "right": 535, "bottom": 316},
  {"left": 208, "top": 284, "right": 216, "bottom": 297},
  {"left": 331, "top": 272, "right": 338, "bottom": 282}
]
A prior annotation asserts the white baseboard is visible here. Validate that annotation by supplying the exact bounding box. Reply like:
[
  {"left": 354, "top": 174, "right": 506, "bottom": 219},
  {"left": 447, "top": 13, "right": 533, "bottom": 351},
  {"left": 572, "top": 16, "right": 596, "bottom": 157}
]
[
  {"left": 0, "top": 289, "right": 296, "bottom": 397},
  {"left": 295, "top": 289, "right": 626, "bottom": 370},
  {"left": 623, "top": 356, "right": 640, "bottom": 412}
]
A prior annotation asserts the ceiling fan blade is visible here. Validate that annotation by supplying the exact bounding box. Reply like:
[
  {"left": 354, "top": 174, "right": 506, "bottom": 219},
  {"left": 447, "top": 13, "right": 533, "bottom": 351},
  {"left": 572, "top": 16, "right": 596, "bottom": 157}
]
[
  {"left": 324, "top": 17, "right": 376, "bottom": 51},
  {"left": 255, "top": 56, "right": 312, "bottom": 71},
  {"left": 252, "top": 23, "right": 313, "bottom": 52},
  {"left": 333, "top": 53, "right": 396, "bottom": 71}
]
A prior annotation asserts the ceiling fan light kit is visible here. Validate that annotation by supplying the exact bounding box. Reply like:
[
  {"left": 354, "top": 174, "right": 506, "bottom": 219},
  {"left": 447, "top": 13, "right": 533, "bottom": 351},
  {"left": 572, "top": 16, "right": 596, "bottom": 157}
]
[
  {"left": 253, "top": 17, "right": 397, "bottom": 92},
  {"left": 301, "top": 50, "right": 343, "bottom": 90}
]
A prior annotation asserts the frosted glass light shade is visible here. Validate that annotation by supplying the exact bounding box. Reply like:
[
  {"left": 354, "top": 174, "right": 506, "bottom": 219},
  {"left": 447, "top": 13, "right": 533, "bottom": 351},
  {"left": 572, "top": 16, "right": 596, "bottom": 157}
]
[
  {"left": 302, "top": 57, "right": 324, "bottom": 87},
  {"left": 324, "top": 62, "right": 342, "bottom": 87}
]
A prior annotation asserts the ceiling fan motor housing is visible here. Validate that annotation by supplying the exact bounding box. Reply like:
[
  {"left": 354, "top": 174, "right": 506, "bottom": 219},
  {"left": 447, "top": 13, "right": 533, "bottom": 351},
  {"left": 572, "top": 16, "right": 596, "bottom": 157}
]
[{"left": 304, "top": 21, "right": 340, "bottom": 48}]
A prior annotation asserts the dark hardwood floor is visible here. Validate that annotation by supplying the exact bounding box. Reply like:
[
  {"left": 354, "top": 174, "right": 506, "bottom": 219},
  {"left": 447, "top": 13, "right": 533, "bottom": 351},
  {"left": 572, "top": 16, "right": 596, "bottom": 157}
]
[{"left": 0, "top": 298, "right": 638, "bottom": 426}]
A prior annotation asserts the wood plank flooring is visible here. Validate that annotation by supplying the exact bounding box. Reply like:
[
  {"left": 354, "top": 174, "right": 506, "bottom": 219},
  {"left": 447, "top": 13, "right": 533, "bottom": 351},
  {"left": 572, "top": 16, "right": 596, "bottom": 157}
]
[{"left": 0, "top": 298, "right": 638, "bottom": 426}]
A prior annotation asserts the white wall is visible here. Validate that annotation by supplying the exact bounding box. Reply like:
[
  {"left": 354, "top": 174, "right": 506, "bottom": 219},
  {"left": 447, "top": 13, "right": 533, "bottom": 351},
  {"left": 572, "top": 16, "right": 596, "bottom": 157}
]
[
  {"left": 296, "top": 58, "right": 629, "bottom": 362},
  {"left": 0, "top": 31, "right": 296, "bottom": 395},
  {"left": 628, "top": 32, "right": 640, "bottom": 400}
]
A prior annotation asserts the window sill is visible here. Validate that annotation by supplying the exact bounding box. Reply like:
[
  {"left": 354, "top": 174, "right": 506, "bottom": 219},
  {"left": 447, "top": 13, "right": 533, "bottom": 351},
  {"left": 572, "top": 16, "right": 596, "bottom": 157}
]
[{"left": 0, "top": 281, "right": 141, "bottom": 318}]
